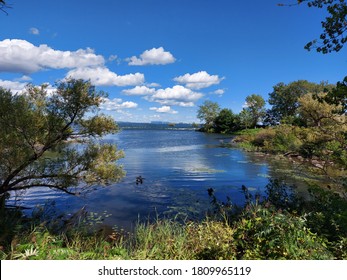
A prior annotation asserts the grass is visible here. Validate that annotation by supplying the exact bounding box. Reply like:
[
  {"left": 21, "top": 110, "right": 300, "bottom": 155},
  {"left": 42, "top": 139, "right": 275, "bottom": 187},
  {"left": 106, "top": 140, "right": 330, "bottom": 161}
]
[
  {"left": 0, "top": 217, "right": 234, "bottom": 260},
  {"left": 1, "top": 197, "right": 345, "bottom": 260},
  {"left": 1, "top": 179, "right": 346, "bottom": 260},
  {"left": 232, "top": 128, "right": 262, "bottom": 136}
]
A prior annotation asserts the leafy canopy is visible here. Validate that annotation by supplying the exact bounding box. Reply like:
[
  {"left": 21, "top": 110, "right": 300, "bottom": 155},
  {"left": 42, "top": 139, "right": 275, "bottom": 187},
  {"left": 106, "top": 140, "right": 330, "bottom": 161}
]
[
  {"left": 244, "top": 94, "right": 266, "bottom": 128},
  {"left": 197, "top": 101, "right": 221, "bottom": 132},
  {"left": 0, "top": 79, "right": 125, "bottom": 197},
  {"left": 268, "top": 80, "right": 333, "bottom": 123}
]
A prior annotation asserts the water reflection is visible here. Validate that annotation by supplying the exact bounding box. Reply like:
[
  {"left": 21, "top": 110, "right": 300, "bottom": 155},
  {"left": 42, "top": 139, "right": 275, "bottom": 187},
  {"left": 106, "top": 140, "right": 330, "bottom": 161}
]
[{"left": 8, "top": 129, "right": 329, "bottom": 230}]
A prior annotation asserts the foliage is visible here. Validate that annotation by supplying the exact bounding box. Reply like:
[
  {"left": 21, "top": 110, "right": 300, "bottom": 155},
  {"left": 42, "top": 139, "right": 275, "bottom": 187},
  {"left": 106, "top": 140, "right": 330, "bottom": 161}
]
[
  {"left": 214, "top": 108, "right": 238, "bottom": 134},
  {"left": 208, "top": 180, "right": 347, "bottom": 259},
  {"left": 0, "top": 79, "right": 125, "bottom": 197},
  {"left": 233, "top": 126, "right": 302, "bottom": 153},
  {"left": 268, "top": 80, "right": 332, "bottom": 122},
  {"left": 244, "top": 94, "right": 266, "bottom": 128},
  {"left": 321, "top": 76, "right": 347, "bottom": 114},
  {"left": 238, "top": 109, "right": 254, "bottom": 129},
  {"left": 279, "top": 1, "right": 347, "bottom": 53},
  {"left": 197, "top": 101, "right": 221, "bottom": 132},
  {"left": 132, "top": 219, "right": 236, "bottom": 260},
  {"left": 298, "top": 92, "right": 346, "bottom": 127},
  {"left": 232, "top": 203, "right": 333, "bottom": 259},
  {"left": 303, "top": 185, "right": 347, "bottom": 243},
  {"left": 302, "top": 0, "right": 347, "bottom": 53}
]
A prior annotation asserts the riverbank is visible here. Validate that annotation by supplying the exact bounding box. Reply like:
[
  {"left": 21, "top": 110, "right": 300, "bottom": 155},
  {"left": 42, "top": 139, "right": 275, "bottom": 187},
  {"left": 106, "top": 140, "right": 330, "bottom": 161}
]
[
  {"left": 223, "top": 126, "right": 347, "bottom": 195},
  {"left": 1, "top": 180, "right": 347, "bottom": 260}
]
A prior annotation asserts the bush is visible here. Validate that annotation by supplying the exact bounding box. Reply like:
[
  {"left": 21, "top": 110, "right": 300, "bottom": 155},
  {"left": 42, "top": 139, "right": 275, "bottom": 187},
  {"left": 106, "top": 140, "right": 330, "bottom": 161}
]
[{"left": 232, "top": 204, "right": 333, "bottom": 259}]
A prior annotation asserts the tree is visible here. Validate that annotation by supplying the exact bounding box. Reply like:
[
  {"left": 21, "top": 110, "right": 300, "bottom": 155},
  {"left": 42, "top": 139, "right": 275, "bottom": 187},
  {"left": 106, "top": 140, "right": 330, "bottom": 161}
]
[
  {"left": 268, "top": 80, "right": 333, "bottom": 123},
  {"left": 197, "top": 100, "right": 221, "bottom": 132},
  {"left": 0, "top": 79, "right": 125, "bottom": 198},
  {"left": 321, "top": 76, "right": 347, "bottom": 114},
  {"left": 297, "top": 92, "right": 347, "bottom": 166},
  {"left": 298, "top": 92, "right": 346, "bottom": 127},
  {"left": 244, "top": 94, "right": 266, "bottom": 128},
  {"left": 238, "top": 109, "right": 254, "bottom": 129},
  {"left": 215, "top": 108, "right": 237, "bottom": 133}
]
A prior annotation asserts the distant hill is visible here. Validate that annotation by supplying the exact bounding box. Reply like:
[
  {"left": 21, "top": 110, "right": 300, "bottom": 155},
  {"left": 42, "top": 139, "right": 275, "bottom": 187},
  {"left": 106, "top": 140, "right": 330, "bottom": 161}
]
[{"left": 117, "top": 122, "right": 196, "bottom": 130}]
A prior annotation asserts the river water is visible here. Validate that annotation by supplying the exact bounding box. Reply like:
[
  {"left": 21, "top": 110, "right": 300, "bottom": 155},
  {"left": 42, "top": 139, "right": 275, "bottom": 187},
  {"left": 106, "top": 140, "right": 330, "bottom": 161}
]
[{"left": 9, "top": 125, "right": 328, "bottom": 230}]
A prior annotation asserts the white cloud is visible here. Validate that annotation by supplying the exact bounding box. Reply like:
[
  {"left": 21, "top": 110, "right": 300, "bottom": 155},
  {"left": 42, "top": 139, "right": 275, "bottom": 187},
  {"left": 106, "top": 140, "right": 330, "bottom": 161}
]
[
  {"left": 0, "top": 79, "right": 56, "bottom": 96},
  {"left": 127, "top": 47, "right": 176, "bottom": 66},
  {"left": 99, "top": 97, "right": 138, "bottom": 111},
  {"left": 0, "top": 79, "right": 27, "bottom": 93},
  {"left": 29, "top": 27, "right": 40, "bottom": 35},
  {"left": 122, "top": 85, "right": 156, "bottom": 95},
  {"left": 146, "top": 82, "right": 161, "bottom": 87},
  {"left": 173, "top": 71, "right": 224, "bottom": 89},
  {"left": 17, "top": 75, "right": 32, "bottom": 82},
  {"left": 150, "top": 106, "right": 178, "bottom": 114},
  {"left": 213, "top": 89, "right": 225, "bottom": 95},
  {"left": 0, "top": 39, "right": 105, "bottom": 74},
  {"left": 108, "top": 54, "right": 121, "bottom": 65},
  {"left": 66, "top": 67, "right": 144, "bottom": 86},
  {"left": 146, "top": 85, "right": 203, "bottom": 107}
]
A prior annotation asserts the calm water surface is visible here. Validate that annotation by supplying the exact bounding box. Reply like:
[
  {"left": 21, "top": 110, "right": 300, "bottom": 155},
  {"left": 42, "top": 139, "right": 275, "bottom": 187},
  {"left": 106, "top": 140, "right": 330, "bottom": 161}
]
[{"left": 11, "top": 127, "right": 324, "bottom": 230}]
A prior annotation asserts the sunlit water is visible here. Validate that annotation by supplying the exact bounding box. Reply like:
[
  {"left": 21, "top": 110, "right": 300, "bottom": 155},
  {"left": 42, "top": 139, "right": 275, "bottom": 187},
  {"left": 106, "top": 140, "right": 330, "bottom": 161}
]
[{"left": 8, "top": 126, "right": 329, "bottom": 230}]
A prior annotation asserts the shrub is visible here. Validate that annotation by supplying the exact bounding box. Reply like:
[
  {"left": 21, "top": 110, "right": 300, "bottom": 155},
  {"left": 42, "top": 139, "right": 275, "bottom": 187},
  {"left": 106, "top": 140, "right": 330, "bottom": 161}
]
[{"left": 232, "top": 204, "right": 333, "bottom": 260}]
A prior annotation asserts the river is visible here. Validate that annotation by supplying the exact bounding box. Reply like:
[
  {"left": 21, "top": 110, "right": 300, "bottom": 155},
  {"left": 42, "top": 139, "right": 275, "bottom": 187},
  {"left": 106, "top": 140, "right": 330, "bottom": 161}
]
[{"left": 9, "top": 124, "right": 330, "bottom": 230}]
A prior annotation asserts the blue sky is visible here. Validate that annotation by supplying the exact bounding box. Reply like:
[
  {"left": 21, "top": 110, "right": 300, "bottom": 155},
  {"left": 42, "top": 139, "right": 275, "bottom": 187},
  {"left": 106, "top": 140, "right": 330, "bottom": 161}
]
[{"left": 0, "top": 0, "right": 346, "bottom": 123}]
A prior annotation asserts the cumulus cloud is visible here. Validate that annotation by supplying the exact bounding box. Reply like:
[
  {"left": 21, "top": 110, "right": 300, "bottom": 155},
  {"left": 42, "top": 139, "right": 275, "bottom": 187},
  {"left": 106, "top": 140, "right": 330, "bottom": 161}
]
[
  {"left": 173, "top": 71, "right": 224, "bottom": 89},
  {"left": 122, "top": 85, "right": 156, "bottom": 95},
  {"left": 29, "top": 27, "right": 40, "bottom": 35},
  {"left": 99, "top": 97, "right": 138, "bottom": 111},
  {"left": 150, "top": 106, "right": 178, "bottom": 114},
  {"left": 66, "top": 67, "right": 144, "bottom": 86},
  {"left": 127, "top": 47, "right": 176, "bottom": 66},
  {"left": 146, "top": 85, "right": 203, "bottom": 107},
  {"left": 0, "top": 39, "right": 105, "bottom": 74}
]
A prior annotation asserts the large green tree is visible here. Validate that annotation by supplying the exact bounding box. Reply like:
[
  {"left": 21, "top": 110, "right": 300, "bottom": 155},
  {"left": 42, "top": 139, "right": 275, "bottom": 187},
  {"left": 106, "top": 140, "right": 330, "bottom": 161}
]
[
  {"left": 215, "top": 108, "right": 238, "bottom": 133},
  {"left": 197, "top": 100, "right": 221, "bottom": 132},
  {"left": 0, "top": 79, "right": 125, "bottom": 198},
  {"left": 244, "top": 94, "right": 266, "bottom": 128}
]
